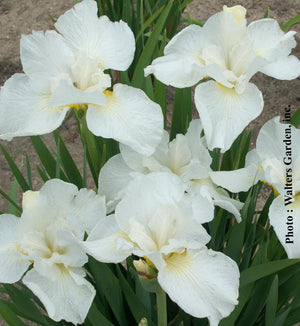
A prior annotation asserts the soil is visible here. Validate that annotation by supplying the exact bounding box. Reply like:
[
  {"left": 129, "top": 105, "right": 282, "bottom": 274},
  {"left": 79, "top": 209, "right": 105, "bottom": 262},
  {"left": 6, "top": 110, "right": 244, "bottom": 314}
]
[{"left": 0, "top": 0, "right": 299, "bottom": 325}]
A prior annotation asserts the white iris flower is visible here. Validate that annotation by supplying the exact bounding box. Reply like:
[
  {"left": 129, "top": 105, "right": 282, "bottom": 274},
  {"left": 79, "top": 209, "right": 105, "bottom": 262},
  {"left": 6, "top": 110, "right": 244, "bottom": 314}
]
[
  {"left": 99, "top": 119, "right": 255, "bottom": 222},
  {"left": 0, "top": 0, "right": 163, "bottom": 155},
  {"left": 145, "top": 5, "right": 300, "bottom": 152},
  {"left": 0, "top": 179, "right": 107, "bottom": 324},
  {"left": 213, "top": 116, "right": 300, "bottom": 258},
  {"left": 84, "top": 172, "right": 240, "bottom": 326},
  {"left": 246, "top": 117, "right": 300, "bottom": 258}
]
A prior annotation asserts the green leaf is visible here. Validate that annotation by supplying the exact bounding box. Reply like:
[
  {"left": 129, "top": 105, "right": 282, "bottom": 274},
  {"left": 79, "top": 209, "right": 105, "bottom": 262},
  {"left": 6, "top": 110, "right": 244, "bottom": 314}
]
[
  {"left": 30, "top": 136, "right": 67, "bottom": 181},
  {"left": 131, "top": 1, "right": 173, "bottom": 88},
  {"left": 116, "top": 266, "right": 155, "bottom": 326},
  {"left": 53, "top": 131, "right": 84, "bottom": 188},
  {"left": 240, "top": 259, "right": 300, "bottom": 287},
  {"left": 170, "top": 87, "right": 192, "bottom": 140},
  {"left": 88, "top": 258, "right": 127, "bottom": 326},
  {"left": 0, "top": 188, "right": 22, "bottom": 212},
  {"left": 0, "top": 144, "right": 30, "bottom": 192},
  {"left": 220, "top": 283, "right": 254, "bottom": 326},
  {"left": 264, "top": 7, "right": 269, "bottom": 18},
  {"left": 4, "top": 284, "right": 50, "bottom": 326},
  {"left": 86, "top": 302, "right": 115, "bottom": 326},
  {"left": 25, "top": 153, "right": 33, "bottom": 190},
  {"left": 237, "top": 275, "right": 274, "bottom": 326},
  {"left": 265, "top": 275, "right": 278, "bottom": 326},
  {"left": 8, "top": 170, "right": 19, "bottom": 216},
  {"left": 0, "top": 299, "right": 27, "bottom": 326},
  {"left": 282, "top": 14, "right": 300, "bottom": 31},
  {"left": 290, "top": 107, "right": 300, "bottom": 127}
]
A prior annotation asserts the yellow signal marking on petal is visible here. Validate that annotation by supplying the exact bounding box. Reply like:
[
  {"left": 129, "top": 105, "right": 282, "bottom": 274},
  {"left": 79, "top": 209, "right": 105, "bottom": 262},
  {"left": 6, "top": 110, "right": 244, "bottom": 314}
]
[
  {"left": 261, "top": 180, "right": 279, "bottom": 197},
  {"left": 68, "top": 104, "right": 88, "bottom": 111},
  {"left": 144, "top": 257, "right": 156, "bottom": 269},
  {"left": 163, "top": 250, "right": 192, "bottom": 274},
  {"left": 16, "top": 244, "right": 29, "bottom": 257},
  {"left": 103, "top": 90, "right": 113, "bottom": 97}
]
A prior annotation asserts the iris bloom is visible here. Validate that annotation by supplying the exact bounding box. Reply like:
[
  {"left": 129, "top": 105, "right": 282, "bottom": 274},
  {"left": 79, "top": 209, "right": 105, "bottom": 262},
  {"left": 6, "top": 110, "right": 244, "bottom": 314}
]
[
  {"left": 145, "top": 5, "right": 300, "bottom": 152},
  {"left": 99, "top": 119, "right": 255, "bottom": 221},
  {"left": 246, "top": 117, "right": 299, "bottom": 258},
  {"left": 0, "top": 0, "right": 163, "bottom": 155},
  {"left": 84, "top": 172, "right": 240, "bottom": 325},
  {"left": 0, "top": 179, "right": 107, "bottom": 323}
]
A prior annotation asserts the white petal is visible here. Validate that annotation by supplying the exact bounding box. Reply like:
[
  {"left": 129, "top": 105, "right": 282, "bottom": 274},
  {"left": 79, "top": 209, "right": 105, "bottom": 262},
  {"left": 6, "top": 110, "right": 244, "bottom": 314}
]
[
  {"left": 25, "top": 179, "right": 78, "bottom": 214},
  {"left": 248, "top": 19, "right": 296, "bottom": 61},
  {"left": 84, "top": 215, "right": 133, "bottom": 263},
  {"left": 188, "top": 178, "right": 241, "bottom": 222},
  {"left": 0, "top": 214, "right": 30, "bottom": 283},
  {"left": 55, "top": 1, "right": 135, "bottom": 70},
  {"left": 254, "top": 116, "right": 300, "bottom": 193},
  {"left": 195, "top": 81, "right": 263, "bottom": 152},
  {"left": 210, "top": 164, "right": 258, "bottom": 193},
  {"left": 157, "top": 248, "right": 239, "bottom": 326},
  {"left": 269, "top": 195, "right": 300, "bottom": 258},
  {"left": 20, "top": 30, "right": 74, "bottom": 93},
  {"left": 144, "top": 25, "right": 205, "bottom": 87},
  {"left": 98, "top": 154, "right": 135, "bottom": 213},
  {"left": 260, "top": 56, "right": 300, "bottom": 80},
  {"left": 115, "top": 172, "right": 186, "bottom": 232},
  {"left": 23, "top": 267, "right": 95, "bottom": 324},
  {"left": 119, "top": 142, "right": 149, "bottom": 172},
  {"left": 142, "top": 131, "right": 170, "bottom": 171},
  {"left": 86, "top": 84, "right": 163, "bottom": 155},
  {"left": 167, "top": 134, "right": 192, "bottom": 176},
  {"left": 71, "top": 188, "right": 106, "bottom": 234},
  {"left": 212, "top": 192, "right": 243, "bottom": 223},
  {"left": 49, "top": 78, "right": 106, "bottom": 108},
  {"left": 0, "top": 74, "right": 68, "bottom": 140},
  {"left": 185, "top": 119, "right": 212, "bottom": 167},
  {"left": 188, "top": 192, "right": 215, "bottom": 224}
]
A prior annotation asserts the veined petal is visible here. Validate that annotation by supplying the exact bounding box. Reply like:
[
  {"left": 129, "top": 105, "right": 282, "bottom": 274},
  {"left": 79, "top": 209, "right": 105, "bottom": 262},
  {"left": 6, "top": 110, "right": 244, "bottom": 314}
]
[
  {"left": 0, "top": 74, "right": 68, "bottom": 140},
  {"left": 210, "top": 164, "right": 258, "bottom": 193},
  {"left": 256, "top": 116, "right": 300, "bottom": 165},
  {"left": 86, "top": 84, "right": 163, "bottom": 155},
  {"left": 71, "top": 188, "right": 106, "bottom": 234},
  {"left": 188, "top": 179, "right": 241, "bottom": 222},
  {"left": 120, "top": 142, "right": 150, "bottom": 172},
  {"left": 212, "top": 191, "right": 243, "bottom": 223},
  {"left": 203, "top": 10, "right": 247, "bottom": 53},
  {"left": 49, "top": 78, "right": 106, "bottom": 108},
  {"left": 20, "top": 30, "right": 74, "bottom": 93},
  {"left": 98, "top": 154, "right": 136, "bottom": 213},
  {"left": 260, "top": 56, "right": 300, "bottom": 80},
  {"left": 195, "top": 81, "right": 263, "bottom": 152},
  {"left": 84, "top": 215, "right": 133, "bottom": 263},
  {"left": 185, "top": 119, "right": 212, "bottom": 167},
  {"left": 248, "top": 19, "right": 296, "bottom": 61},
  {"left": 157, "top": 248, "right": 239, "bottom": 325},
  {"left": 25, "top": 179, "right": 78, "bottom": 214},
  {"left": 23, "top": 267, "right": 95, "bottom": 324},
  {"left": 269, "top": 195, "right": 300, "bottom": 258},
  {"left": 115, "top": 173, "right": 186, "bottom": 232},
  {"left": 144, "top": 25, "right": 205, "bottom": 87},
  {"left": 55, "top": 0, "right": 135, "bottom": 70},
  {"left": 0, "top": 214, "right": 30, "bottom": 283}
]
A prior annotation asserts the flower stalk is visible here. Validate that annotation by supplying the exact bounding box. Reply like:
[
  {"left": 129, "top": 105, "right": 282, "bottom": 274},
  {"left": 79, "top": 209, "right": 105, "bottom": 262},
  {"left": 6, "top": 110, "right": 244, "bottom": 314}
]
[{"left": 156, "top": 289, "right": 167, "bottom": 326}]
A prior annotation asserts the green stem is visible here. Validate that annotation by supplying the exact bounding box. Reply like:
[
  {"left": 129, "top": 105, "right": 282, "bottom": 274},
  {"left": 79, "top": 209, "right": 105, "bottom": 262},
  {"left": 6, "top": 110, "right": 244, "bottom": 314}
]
[{"left": 156, "top": 289, "right": 167, "bottom": 326}]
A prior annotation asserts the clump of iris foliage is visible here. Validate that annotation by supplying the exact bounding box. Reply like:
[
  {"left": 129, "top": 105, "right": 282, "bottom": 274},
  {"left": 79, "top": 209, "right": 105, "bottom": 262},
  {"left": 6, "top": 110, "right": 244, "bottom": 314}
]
[{"left": 0, "top": 1, "right": 300, "bottom": 326}]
